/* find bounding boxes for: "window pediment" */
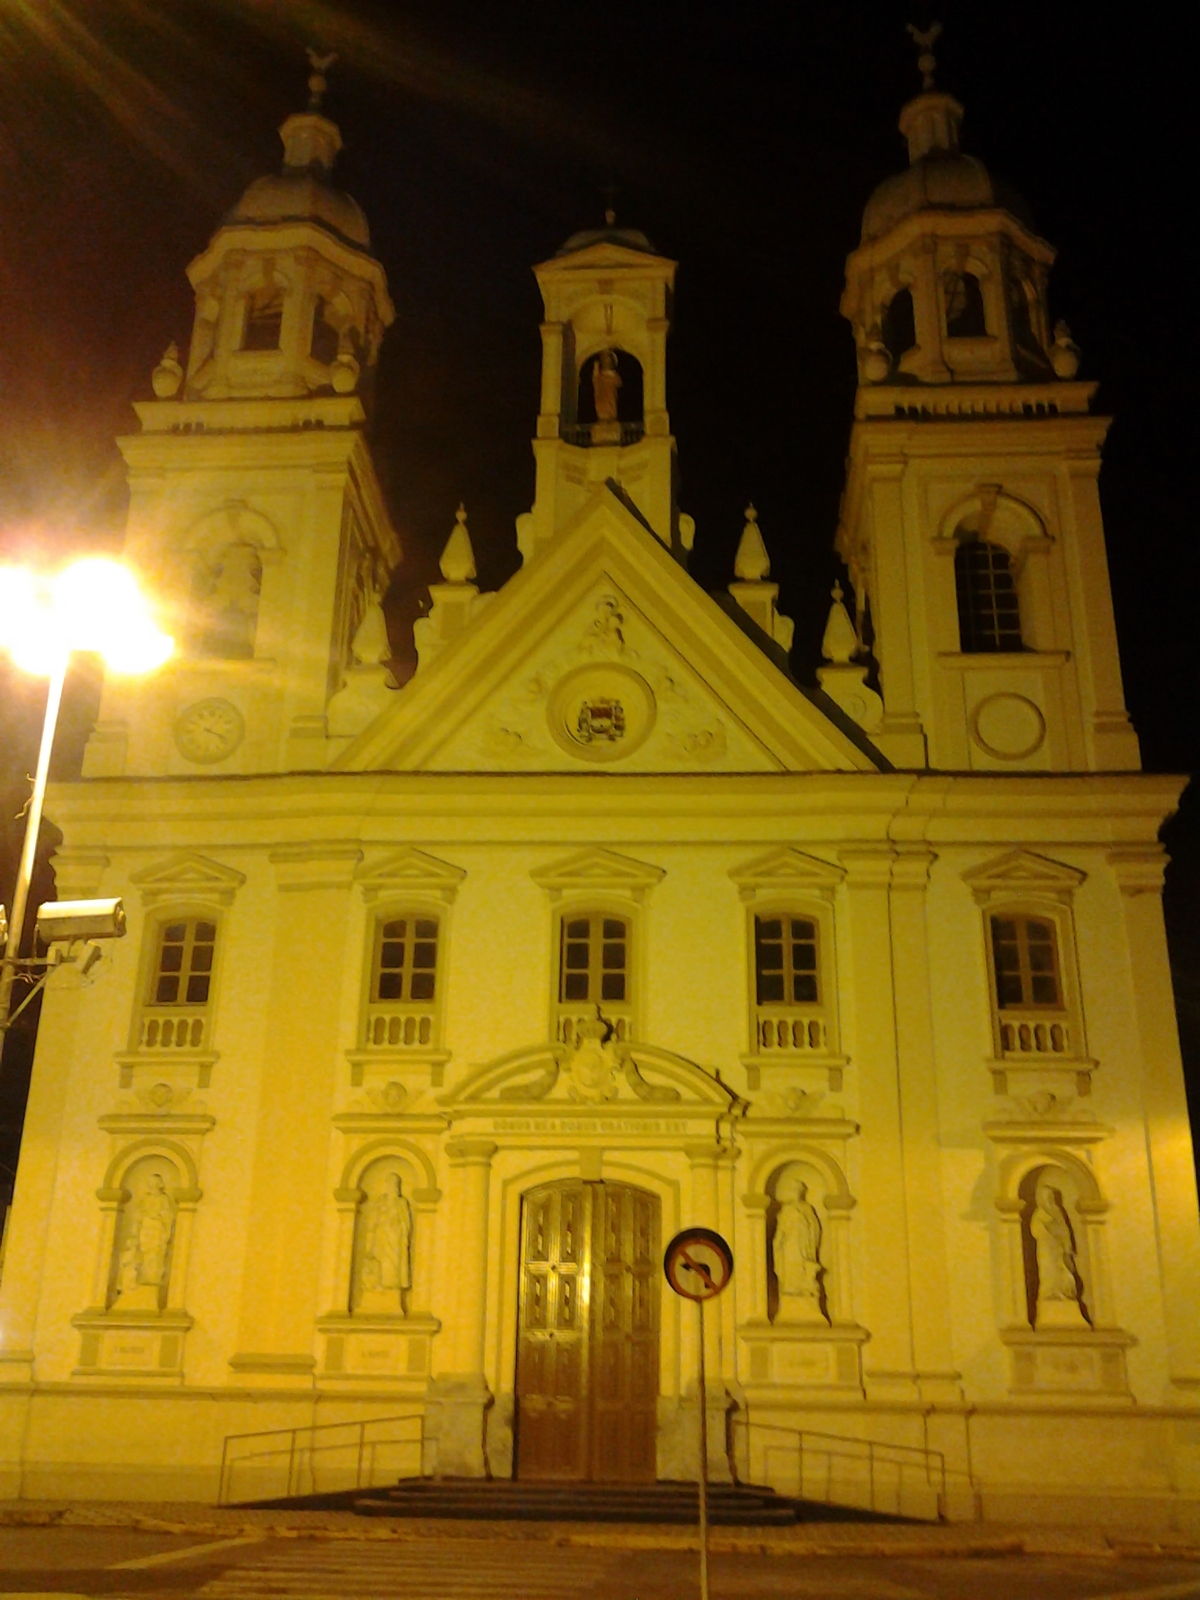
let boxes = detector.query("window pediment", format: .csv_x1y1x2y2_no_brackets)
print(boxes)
729,847,845,905
531,846,664,903
356,847,466,906
963,849,1085,907
129,852,246,908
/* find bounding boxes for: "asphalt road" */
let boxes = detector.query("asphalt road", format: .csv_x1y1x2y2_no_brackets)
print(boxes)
1,1526,1200,1600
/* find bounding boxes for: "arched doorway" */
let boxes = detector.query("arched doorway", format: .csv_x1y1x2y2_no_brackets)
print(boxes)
515,1179,660,1482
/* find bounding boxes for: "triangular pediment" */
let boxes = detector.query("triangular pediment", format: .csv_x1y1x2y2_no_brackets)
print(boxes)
336,487,881,776
531,847,665,902
729,846,846,903
439,1039,735,1112
356,847,467,905
129,851,246,906
962,849,1086,905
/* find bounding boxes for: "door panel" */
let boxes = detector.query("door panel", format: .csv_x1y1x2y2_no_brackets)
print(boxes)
516,1180,660,1482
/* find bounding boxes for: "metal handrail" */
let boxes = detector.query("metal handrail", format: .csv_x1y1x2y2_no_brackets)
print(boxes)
733,1418,948,1522
218,1411,423,1506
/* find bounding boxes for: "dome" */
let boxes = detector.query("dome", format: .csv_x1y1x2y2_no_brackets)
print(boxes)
861,151,1032,243
556,223,658,257
228,171,371,249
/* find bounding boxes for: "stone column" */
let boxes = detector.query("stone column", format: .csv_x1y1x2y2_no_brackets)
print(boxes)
823,1196,856,1325
91,1186,127,1309
425,1139,497,1478
838,847,917,1398
331,1186,362,1314
409,1185,442,1321
685,1141,735,1483
165,1186,201,1313
1108,846,1200,1385
741,1192,771,1324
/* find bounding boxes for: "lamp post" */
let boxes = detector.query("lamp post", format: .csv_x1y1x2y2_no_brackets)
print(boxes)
0,558,173,1062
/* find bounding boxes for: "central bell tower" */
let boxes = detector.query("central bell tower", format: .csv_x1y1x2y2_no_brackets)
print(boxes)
519,217,689,560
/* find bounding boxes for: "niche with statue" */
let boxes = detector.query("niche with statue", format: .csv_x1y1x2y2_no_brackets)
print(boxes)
72,1145,199,1378
109,1155,179,1312
351,1156,415,1316
739,1156,867,1393
998,1154,1133,1399
318,1148,441,1384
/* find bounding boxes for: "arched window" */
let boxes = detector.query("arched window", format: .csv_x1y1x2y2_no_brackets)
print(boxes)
363,913,441,1050
944,272,986,338
242,287,284,351
138,916,218,1051
955,538,1024,652
310,297,341,365
574,349,644,443
881,287,916,365
556,912,631,1042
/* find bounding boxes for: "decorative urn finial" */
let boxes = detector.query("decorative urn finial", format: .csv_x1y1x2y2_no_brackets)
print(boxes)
734,504,771,581
440,503,478,584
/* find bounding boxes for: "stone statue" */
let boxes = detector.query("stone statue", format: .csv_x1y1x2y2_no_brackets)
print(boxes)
772,1172,827,1322
358,1174,412,1308
113,1170,176,1310
132,1173,175,1285
592,348,622,422
194,542,261,657
1030,1180,1087,1325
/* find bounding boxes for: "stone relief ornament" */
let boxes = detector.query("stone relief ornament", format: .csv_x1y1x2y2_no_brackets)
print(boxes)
112,1165,177,1312
566,1016,620,1102
355,1170,412,1315
771,1167,829,1324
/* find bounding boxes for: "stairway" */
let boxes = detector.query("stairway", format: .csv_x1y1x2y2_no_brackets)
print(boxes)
352,1477,884,1524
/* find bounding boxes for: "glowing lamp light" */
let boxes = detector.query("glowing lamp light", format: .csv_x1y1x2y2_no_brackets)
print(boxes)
0,557,174,676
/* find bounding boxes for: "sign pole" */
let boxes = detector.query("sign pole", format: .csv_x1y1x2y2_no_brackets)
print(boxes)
697,1295,709,1600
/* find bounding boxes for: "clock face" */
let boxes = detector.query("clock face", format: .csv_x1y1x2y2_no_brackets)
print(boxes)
174,698,245,764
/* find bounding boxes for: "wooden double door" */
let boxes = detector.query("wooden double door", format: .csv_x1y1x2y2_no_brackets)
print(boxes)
515,1180,660,1482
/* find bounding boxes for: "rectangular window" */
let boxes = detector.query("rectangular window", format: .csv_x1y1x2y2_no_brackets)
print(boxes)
559,915,628,1005
149,919,217,1006
242,289,284,351
990,915,1061,1009
374,917,439,1003
755,916,819,1006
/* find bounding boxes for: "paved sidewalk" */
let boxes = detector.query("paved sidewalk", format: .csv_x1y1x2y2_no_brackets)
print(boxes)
1,1501,1197,1563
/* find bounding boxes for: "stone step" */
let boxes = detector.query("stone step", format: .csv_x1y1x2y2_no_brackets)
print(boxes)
353,1478,803,1524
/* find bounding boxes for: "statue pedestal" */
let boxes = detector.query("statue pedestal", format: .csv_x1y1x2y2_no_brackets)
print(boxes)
739,1320,868,1393
354,1288,405,1316
1001,1325,1135,1402
316,1313,438,1386
112,1285,161,1313
71,1306,193,1381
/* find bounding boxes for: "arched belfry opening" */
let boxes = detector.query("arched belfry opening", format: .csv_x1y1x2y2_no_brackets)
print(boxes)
574,348,645,442
944,271,986,338
881,287,916,367
954,535,1024,653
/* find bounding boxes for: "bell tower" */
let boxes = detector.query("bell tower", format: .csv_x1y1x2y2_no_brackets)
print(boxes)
518,216,689,560
835,30,1139,772
84,54,400,779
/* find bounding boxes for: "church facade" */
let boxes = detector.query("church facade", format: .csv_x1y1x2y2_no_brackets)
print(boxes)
2,56,1199,1527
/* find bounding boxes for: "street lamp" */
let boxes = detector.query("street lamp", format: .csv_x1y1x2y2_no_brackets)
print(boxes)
0,557,174,1059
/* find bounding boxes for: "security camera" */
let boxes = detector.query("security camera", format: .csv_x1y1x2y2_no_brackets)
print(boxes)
35,898,126,944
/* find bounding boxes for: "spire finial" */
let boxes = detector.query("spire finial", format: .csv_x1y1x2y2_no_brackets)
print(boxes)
603,181,617,229
734,503,771,582
822,581,861,666
306,47,338,112
906,21,942,91
440,503,478,584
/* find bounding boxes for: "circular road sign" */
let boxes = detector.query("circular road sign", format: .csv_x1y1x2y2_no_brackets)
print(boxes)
663,1227,733,1301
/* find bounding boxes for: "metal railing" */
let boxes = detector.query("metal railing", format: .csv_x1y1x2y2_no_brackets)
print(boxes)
218,1411,424,1506
733,1419,947,1522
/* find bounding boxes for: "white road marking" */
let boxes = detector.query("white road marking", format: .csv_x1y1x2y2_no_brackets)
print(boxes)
108,1535,267,1570
194,1539,620,1599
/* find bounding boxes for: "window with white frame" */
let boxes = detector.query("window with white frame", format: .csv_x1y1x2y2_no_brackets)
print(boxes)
556,911,631,1045
138,916,218,1051
363,912,441,1049
752,912,828,1054
988,911,1071,1057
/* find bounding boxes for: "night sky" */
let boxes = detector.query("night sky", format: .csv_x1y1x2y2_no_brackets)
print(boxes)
1,2,1197,1185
